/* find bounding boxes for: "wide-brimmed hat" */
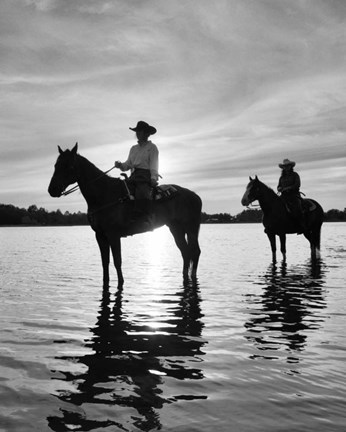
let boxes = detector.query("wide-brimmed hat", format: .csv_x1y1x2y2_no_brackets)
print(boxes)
129,121,157,135
279,158,296,168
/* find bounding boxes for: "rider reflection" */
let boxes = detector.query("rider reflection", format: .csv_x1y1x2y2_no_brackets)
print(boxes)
47,280,206,432
244,259,326,361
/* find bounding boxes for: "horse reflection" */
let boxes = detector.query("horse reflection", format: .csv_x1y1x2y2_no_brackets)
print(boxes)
244,259,326,361
47,281,206,431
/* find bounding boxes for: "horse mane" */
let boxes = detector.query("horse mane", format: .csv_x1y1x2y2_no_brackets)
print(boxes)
77,153,104,176
257,178,277,197
251,178,281,209
76,153,121,190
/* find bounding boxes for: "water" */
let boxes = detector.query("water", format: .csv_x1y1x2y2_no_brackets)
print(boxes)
0,223,345,432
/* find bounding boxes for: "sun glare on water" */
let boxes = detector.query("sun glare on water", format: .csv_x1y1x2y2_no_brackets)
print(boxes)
130,226,178,332
143,226,173,263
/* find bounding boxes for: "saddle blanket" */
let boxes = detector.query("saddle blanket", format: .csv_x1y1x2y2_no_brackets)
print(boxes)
284,198,316,214
302,199,316,212
154,184,178,201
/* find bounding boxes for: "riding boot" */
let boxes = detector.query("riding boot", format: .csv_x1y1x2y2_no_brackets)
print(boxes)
294,199,306,235
131,199,153,231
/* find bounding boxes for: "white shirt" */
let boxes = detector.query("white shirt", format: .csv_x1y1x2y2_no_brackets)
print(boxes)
119,140,159,180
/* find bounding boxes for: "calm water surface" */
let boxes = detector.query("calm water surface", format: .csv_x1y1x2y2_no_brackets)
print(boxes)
0,224,345,432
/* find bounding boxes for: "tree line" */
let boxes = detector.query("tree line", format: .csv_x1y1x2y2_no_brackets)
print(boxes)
202,208,346,223
1,203,345,226
0,204,87,226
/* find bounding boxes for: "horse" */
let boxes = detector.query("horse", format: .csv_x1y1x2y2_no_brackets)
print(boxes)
48,143,201,288
241,176,324,262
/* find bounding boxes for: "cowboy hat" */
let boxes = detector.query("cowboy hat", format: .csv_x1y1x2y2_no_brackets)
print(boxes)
129,121,157,135
279,158,296,168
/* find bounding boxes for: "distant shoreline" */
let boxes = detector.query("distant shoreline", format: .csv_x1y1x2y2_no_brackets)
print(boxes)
1,203,345,225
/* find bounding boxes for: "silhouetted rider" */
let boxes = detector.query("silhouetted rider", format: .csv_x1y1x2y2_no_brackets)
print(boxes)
115,121,159,228
277,159,306,233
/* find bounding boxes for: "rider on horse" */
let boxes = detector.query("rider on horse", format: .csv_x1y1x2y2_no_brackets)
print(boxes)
114,121,159,228
277,158,306,233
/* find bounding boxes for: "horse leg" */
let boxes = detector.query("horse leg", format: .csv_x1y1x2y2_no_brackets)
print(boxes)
266,232,277,263
314,226,322,259
169,224,190,278
109,235,124,288
96,232,110,288
307,226,321,260
187,230,201,278
279,234,286,261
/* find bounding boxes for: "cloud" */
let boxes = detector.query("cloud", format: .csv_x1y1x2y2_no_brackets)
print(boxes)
0,0,345,215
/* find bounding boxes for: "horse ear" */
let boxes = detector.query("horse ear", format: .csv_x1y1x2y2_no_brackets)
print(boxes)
249,176,253,181
255,175,258,180
72,142,78,154
58,145,63,155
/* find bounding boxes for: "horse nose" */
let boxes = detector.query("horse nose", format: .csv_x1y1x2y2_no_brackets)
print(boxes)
48,183,61,197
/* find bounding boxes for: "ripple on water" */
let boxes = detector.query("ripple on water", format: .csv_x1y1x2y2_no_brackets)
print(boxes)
0,224,346,431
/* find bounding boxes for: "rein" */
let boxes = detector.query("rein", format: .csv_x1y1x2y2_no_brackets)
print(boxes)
61,165,117,196
248,202,261,208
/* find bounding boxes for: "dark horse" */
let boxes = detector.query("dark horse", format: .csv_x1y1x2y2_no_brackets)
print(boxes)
241,176,324,262
48,143,201,287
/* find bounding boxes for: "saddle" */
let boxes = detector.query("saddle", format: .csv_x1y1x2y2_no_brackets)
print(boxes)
281,196,316,214
121,173,178,202
122,184,178,202
153,184,178,201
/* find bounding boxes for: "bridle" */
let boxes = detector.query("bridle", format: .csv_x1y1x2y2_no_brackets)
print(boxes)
59,164,132,215
247,201,261,208
244,182,261,208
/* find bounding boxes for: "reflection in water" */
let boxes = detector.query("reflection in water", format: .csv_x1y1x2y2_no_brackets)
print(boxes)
244,259,327,362
47,280,206,431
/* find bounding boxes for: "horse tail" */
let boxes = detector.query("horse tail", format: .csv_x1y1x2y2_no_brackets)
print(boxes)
188,192,202,235
308,199,324,251
316,202,324,250
166,186,202,277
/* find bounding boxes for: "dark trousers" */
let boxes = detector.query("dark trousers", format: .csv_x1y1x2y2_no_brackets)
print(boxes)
128,169,152,200
128,169,153,222
282,192,304,219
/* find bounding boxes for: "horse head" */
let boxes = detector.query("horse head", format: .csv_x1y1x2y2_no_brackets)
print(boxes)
48,143,79,197
241,175,261,206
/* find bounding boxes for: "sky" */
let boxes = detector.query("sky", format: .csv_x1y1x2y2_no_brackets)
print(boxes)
1,0,345,216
